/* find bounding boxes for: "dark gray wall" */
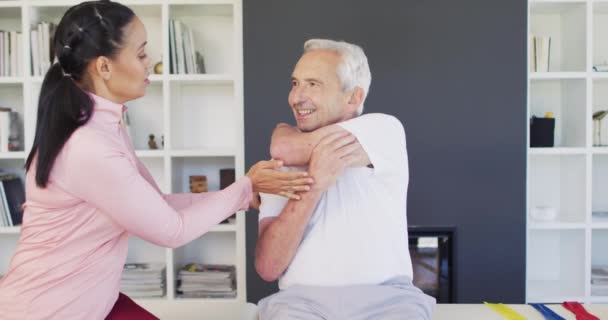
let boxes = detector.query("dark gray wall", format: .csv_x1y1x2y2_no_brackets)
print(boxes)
244,0,527,303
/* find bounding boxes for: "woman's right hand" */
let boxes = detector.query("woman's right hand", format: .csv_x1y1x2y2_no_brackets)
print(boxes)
246,160,314,200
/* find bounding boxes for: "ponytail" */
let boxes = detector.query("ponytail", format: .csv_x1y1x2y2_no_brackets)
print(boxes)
25,63,93,187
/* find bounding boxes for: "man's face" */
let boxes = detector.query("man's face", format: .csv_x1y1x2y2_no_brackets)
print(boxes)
288,50,351,132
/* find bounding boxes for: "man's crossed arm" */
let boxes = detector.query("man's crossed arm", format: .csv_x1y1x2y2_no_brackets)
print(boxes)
255,123,371,282
270,123,370,167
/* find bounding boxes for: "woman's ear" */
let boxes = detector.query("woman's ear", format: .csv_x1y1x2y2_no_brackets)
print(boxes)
94,56,113,81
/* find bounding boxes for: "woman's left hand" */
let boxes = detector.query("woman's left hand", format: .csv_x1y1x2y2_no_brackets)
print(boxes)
246,160,314,200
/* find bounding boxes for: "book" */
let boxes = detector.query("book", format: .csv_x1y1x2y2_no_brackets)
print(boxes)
534,36,551,72
170,20,177,74
0,109,10,152
0,175,25,226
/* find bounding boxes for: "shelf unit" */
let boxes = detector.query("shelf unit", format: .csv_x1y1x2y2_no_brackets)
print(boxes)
527,0,608,304
0,1,246,318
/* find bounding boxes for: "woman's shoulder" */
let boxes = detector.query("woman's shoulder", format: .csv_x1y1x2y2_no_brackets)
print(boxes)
62,125,121,160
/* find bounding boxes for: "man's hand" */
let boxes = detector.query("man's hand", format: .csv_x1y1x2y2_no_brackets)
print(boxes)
309,132,360,192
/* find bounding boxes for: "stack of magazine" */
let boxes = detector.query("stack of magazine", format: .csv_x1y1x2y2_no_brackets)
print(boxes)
592,265,608,296
177,263,236,298
120,263,166,298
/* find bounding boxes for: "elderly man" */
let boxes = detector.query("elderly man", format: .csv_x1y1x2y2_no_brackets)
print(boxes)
255,39,435,320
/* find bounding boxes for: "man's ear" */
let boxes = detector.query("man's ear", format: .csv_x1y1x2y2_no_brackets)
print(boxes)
93,56,113,81
345,87,364,113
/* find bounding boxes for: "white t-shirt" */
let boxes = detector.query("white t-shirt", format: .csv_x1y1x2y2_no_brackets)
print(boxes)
259,113,413,289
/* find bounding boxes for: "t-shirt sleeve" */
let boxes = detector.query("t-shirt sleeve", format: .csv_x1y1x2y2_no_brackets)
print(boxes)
337,113,408,177
258,192,289,221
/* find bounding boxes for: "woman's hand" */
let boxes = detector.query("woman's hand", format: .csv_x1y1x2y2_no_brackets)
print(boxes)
246,160,314,200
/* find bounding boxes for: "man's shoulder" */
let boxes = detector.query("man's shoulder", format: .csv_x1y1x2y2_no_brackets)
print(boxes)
338,113,404,132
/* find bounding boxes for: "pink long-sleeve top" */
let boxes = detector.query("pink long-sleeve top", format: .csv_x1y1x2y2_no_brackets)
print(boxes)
0,93,252,319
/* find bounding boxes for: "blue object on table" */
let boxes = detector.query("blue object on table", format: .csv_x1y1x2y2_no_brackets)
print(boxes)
530,303,565,320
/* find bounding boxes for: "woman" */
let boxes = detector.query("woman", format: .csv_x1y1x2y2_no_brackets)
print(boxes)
0,1,312,319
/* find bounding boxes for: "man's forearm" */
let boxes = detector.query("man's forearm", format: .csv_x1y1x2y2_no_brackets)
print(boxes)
270,124,343,166
255,189,323,281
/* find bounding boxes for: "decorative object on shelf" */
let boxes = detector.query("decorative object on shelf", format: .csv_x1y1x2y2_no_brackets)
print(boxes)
530,115,555,147
161,135,164,148
529,206,557,222
153,60,163,75
220,169,236,224
147,134,158,150
189,175,207,193
593,110,607,146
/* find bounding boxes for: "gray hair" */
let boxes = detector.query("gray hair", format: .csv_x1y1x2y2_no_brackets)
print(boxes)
303,39,371,116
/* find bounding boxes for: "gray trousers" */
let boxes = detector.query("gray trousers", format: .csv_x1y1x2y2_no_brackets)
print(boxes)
259,277,435,320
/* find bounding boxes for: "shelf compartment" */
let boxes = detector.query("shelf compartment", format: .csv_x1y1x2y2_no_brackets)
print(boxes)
593,2,608,72
125,82,165,151
168,4,234,75
172,232,236,299
170,156,234,193
530,2,587,72
529,154,587,223
527,229,586,302
592,79,608,147
169,82,237,150
593,155,608,220
592,230,608,297
0,84,25,153
530,78,586,147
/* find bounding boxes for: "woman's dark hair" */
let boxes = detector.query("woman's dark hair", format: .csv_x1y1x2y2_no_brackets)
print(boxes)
25,0,135,187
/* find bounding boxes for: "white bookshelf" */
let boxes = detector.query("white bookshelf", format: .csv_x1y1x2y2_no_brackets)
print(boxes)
0,1,246,318
528,0,608,304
